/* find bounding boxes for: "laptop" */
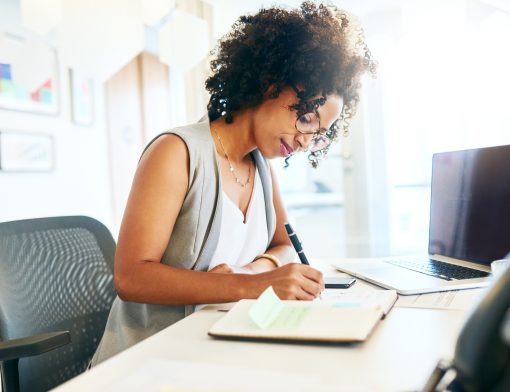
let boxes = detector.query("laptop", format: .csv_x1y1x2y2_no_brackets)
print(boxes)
333,144,510,295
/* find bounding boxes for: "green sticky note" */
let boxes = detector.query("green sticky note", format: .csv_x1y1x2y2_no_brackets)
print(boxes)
269,306,310,329
249,286,284,329
248,287,311,330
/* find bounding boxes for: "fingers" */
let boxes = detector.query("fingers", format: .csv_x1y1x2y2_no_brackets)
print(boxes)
259,263,325,301
299,278,323,299
280,285,320,301
294,289,316,301
299,265,325,287
209,263,233,273
282,270,323,300
284,263,325,291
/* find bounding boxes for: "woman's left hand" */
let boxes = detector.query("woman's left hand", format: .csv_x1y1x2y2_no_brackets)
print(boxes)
209,263,249,274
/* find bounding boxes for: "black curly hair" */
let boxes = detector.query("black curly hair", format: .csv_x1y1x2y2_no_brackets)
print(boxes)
205,1,376,167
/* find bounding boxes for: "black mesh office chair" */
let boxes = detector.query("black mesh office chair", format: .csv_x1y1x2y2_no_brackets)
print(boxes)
0,216,116,392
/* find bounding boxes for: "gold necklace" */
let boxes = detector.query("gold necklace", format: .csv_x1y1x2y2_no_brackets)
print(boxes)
213,129,251,188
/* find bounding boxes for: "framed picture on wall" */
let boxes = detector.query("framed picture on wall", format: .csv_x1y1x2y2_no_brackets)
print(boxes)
0,34,59,115
69,69,94,126
0,130,54,172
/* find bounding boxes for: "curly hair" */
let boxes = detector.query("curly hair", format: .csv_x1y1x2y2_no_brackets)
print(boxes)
205,1,376,166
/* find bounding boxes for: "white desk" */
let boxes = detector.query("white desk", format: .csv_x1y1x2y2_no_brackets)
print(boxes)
53,279,472,391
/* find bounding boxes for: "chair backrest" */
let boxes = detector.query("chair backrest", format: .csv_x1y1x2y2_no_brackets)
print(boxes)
0,216,116,391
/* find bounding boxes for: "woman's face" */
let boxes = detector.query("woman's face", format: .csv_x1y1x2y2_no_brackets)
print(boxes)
253,86,344,159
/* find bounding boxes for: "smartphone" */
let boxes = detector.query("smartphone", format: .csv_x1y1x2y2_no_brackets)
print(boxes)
324,277,356,289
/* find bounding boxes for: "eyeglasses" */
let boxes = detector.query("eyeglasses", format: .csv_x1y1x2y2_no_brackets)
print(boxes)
294,110,335,152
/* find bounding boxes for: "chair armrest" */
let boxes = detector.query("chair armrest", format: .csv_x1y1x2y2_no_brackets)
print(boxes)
0,331,70,362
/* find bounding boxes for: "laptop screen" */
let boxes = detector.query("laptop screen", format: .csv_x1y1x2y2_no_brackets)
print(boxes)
429,144,510,265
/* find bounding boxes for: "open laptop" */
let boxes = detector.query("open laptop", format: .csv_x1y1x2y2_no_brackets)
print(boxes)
333,144,510,295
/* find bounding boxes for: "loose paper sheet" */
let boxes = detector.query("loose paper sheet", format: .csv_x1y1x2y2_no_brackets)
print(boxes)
395,288,486,310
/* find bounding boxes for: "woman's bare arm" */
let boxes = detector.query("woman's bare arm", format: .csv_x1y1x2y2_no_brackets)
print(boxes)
114,135,323,304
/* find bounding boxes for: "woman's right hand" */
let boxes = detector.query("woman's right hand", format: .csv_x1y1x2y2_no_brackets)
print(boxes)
253,263,324,300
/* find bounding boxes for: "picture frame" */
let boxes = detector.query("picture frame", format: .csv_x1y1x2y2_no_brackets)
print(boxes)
0,34,60,115
0,130,54,172
69,68,94,126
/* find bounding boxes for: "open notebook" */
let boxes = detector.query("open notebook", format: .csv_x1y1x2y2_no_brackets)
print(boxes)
208,287,397,343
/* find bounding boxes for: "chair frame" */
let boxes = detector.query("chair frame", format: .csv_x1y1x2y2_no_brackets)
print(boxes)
0,216,115,392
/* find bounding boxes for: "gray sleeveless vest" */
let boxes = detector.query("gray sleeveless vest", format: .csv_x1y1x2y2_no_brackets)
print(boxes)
91,119,276,365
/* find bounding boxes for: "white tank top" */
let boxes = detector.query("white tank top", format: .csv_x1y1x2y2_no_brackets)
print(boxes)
207,167,269,271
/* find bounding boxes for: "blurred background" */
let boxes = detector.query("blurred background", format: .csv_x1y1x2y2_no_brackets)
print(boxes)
0,0,509,260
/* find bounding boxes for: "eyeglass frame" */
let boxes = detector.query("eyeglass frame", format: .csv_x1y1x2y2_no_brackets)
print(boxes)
294,107,327,135
289,86,341,152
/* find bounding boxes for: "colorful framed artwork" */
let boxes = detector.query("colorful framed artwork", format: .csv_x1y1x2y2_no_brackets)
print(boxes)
0,34,59,115
69,69,94,126
0,131,54,172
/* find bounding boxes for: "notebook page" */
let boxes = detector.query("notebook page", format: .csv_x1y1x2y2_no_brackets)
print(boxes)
318,289,397,315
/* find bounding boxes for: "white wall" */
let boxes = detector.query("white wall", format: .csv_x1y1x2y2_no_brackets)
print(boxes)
0,0,113,230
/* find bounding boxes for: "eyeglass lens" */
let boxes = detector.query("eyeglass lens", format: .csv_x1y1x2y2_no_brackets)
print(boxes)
296,112,331,152
296,112,320,133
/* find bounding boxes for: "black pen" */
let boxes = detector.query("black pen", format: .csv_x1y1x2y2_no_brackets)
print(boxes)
285,222,355,290
285,222,324,298
284,222,310,265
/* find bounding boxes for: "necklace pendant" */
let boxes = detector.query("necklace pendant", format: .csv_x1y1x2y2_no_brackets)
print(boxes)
213,128,251,189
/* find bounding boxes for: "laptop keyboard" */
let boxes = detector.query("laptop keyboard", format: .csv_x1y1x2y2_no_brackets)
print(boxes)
384,258,490,281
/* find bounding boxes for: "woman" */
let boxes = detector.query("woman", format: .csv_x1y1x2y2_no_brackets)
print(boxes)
91,1,374,365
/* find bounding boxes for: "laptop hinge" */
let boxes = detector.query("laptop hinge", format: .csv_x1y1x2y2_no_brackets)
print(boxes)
430,254,491,272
